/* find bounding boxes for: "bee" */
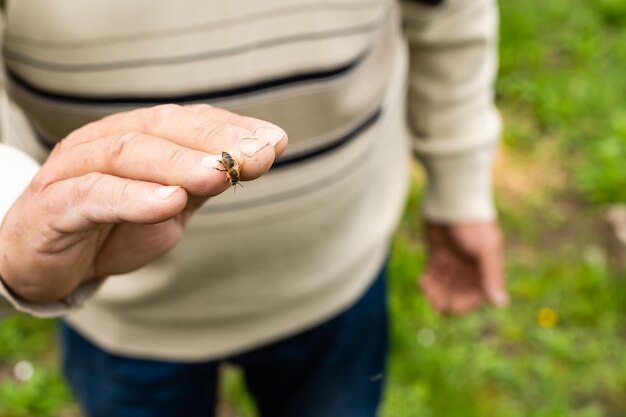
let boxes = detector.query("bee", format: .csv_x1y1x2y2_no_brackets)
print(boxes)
215,151,243,190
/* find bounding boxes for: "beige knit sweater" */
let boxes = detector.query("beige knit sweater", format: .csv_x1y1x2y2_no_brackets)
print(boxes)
0,0,500,359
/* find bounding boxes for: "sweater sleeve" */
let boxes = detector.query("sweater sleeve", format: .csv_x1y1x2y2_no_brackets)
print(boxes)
402,0,501,222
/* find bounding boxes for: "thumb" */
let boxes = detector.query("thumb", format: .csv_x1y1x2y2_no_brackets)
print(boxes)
452,222,509,308
479,243,509,307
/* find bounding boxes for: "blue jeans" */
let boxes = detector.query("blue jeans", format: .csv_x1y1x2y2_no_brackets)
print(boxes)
60,267,388,417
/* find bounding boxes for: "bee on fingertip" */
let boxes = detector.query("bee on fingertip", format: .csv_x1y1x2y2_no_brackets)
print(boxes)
215,151,244,191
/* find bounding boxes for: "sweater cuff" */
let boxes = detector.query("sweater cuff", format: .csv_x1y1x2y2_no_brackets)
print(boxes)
0,277,106,319
418,144,498,223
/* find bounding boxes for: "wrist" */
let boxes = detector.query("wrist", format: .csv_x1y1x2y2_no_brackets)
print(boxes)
420,145,498,223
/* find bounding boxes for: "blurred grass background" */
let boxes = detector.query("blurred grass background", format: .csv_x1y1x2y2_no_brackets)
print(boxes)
2,0,626,416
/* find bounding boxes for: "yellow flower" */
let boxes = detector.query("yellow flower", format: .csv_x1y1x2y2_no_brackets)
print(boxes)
537,307,558,328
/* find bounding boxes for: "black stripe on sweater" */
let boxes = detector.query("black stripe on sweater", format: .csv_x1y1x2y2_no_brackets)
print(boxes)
7,52,366,105
409,0,444,5
272,108,381,169
200,106,383,214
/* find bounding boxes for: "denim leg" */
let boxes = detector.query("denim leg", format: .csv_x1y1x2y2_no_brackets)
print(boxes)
59,322,219,417
230,266,389,417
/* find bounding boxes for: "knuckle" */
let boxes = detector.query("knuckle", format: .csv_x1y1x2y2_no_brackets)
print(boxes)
163,146,188,167
34,138,78,191
75,174,135,211
144,104,182,129
48,137,73,159
187,103,214,114
117,179,137,203
107,131,140,161
30,169,56,193
226,112,248,125
74,172,105,200
197,122,228,144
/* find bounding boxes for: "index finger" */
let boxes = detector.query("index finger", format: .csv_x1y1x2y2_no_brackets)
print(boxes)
185,103,288,158
66,104,288,179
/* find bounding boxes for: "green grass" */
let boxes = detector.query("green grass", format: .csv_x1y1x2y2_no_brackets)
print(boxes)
1,1,626,416
497,0,626,203
380,184,626,417
0,317,75,417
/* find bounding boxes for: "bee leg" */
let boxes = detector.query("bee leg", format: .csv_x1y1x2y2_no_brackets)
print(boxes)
213,166,232,184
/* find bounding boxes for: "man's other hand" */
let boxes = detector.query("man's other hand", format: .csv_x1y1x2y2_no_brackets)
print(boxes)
419,221,508,314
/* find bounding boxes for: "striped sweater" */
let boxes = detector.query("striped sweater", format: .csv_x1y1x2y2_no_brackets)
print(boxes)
0,0,500,359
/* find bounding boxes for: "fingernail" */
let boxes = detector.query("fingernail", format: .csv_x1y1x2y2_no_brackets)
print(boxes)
238,137,268,157
153,185,180,200
200,154,221,169
253,126,286,147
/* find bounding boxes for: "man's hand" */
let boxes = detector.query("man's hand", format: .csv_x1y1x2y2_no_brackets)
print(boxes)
0,104,287,303
419,221,508,314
